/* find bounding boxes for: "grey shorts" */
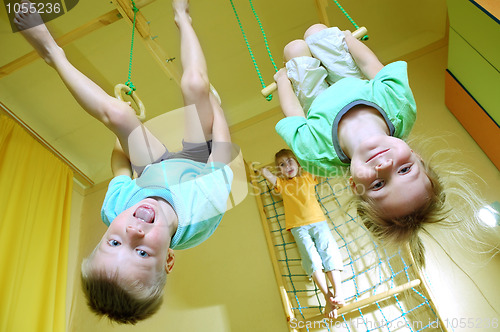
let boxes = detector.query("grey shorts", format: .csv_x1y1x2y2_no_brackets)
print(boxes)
132,140,212,176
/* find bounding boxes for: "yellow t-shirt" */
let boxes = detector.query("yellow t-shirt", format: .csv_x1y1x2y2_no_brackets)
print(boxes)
275,172,325,230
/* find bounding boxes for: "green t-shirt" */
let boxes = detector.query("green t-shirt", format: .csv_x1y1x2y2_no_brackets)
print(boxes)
275,61,417,177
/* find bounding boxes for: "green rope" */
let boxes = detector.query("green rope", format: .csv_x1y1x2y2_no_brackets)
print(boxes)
229,0,274,101
125,0,139,95
248,0,278,73
331,0,369,40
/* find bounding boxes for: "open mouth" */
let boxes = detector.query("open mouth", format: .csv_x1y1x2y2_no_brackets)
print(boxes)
133,205,155,223
366,149,389,163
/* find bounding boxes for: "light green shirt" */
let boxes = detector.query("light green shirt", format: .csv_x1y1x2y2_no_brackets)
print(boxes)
101,159,233,250
275,61,417,177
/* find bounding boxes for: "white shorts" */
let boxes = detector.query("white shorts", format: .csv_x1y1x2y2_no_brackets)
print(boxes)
286,27,365,110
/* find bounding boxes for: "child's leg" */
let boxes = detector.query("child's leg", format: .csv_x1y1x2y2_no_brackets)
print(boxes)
304,24,365,85
15,4,166,167
311,270,339,319
172,0,233,166
290,226,320,278
207,94,232,164
325,270,344,306
310,221,345,317
283,39,328,111
174,0,214,144
291,226,337,318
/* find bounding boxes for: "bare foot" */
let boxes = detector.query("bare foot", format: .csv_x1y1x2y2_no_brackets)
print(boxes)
332,295,345,308
14,0,62,66
324,299,338,319
324,293,345,319
172,0,192,25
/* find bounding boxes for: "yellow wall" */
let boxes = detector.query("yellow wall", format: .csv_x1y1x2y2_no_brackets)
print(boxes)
66,185,83,331
66,44,499,332
404,45,500,330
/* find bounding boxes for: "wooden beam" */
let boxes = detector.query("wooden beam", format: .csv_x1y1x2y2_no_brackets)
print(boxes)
403,244,450,331
313,0,330,26
1,0,181,84
249,163,298,331
54,10,121,46
0,10,120,78
111,0,182,85
0,0,156,79
114,0,151,39
306,279,422,322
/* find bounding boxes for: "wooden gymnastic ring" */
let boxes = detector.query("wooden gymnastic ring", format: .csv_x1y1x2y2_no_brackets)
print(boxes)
114,83,146,121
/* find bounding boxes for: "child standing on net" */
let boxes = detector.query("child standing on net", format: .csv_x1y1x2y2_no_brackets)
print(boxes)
273,24,444,266
15,0,235,324
262,149,344,319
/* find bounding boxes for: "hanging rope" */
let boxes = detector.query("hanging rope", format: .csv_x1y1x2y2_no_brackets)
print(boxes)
229,0,276,101
113,0,145,120
248,0,279,74
331,0,369,40
232,0,367,100
124,0,139,95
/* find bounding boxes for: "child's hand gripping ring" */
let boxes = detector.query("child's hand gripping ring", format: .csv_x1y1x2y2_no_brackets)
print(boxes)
114,83,146,121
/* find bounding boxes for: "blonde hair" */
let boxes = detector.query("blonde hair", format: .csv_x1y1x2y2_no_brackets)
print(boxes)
353,160,448,266
80,252,166,324
350,137,498,267
274,149,302,177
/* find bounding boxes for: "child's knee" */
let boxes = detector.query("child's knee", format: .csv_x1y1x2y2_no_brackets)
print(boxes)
283,39,311,62
304,24,328,40
102,98,137,128
181,70,210,99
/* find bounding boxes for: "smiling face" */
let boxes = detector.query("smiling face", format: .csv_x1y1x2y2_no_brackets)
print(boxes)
91,198,177,286
277,155,300,179
349,136,432,219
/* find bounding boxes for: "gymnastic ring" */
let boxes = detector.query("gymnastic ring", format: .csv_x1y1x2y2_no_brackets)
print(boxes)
114,83,146,121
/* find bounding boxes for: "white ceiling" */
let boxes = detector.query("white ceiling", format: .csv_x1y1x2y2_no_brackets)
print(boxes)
0,0,448,186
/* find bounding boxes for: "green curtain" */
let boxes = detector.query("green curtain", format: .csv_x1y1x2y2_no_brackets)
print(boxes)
0,114,73,332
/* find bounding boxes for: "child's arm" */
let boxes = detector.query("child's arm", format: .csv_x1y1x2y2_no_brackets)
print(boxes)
261,167,278,187
111,139,133,178
274,69,306,118
14,6,168,170
343,31,384,80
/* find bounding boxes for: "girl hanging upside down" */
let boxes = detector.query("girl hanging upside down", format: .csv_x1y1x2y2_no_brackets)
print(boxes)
273,24,448,266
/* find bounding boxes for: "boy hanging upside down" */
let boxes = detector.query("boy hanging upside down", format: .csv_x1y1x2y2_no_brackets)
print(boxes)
15,0,236,324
